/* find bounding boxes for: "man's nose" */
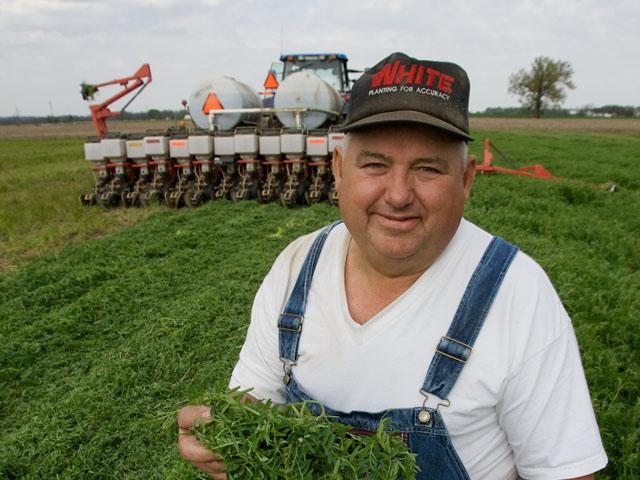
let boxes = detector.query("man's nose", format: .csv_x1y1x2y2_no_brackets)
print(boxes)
383,169,414,208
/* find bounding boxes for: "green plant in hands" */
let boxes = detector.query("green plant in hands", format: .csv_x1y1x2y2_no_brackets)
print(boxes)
80,82,99,101
192,387,418,479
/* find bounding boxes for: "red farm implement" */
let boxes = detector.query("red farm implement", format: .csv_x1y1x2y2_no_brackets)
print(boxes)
79,64,154,207
81,64,152,137
476,138,556,180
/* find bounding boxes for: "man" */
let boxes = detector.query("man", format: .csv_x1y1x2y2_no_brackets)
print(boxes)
178,52,607,479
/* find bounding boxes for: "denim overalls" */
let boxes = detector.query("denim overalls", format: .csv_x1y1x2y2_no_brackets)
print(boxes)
278,222,518,479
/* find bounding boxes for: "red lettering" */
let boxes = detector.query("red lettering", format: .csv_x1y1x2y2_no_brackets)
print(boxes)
371,61,401,88
373,61,456,94
414,65,425,85
425,68,441,87
438,74,454,94
395,64,417,84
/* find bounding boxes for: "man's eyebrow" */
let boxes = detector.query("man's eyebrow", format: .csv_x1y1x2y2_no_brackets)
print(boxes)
354,151,451,170
410,156,449,168
355,151,392,163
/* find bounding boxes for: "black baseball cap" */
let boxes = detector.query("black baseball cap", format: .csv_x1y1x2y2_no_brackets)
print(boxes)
336,52,473,141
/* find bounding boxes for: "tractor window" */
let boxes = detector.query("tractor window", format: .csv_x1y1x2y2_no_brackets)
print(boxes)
283,60,345,91
269,61,285,81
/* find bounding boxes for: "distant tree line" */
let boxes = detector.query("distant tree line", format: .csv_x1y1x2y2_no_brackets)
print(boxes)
472,105,640,118
1,105,638,126
0,109,185,125
505,56,639,119
579,105,640,117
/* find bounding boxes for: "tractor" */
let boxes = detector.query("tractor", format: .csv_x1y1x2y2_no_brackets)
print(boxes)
80,54,356,208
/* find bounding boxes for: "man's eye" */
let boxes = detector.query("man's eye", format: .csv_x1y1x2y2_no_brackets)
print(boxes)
364,163,386,169
418,166,441,175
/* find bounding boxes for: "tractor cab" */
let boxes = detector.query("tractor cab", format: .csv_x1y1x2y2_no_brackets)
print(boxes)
262,53,351,106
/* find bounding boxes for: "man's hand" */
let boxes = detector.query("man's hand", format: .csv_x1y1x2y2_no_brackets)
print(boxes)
177,405,226,480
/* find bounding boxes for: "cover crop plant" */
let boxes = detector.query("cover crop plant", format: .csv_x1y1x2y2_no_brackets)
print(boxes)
1,130,638,478
191,387,418,479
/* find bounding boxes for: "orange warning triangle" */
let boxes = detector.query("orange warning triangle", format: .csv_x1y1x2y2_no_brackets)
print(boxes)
202,93,224,114
263,71,279,90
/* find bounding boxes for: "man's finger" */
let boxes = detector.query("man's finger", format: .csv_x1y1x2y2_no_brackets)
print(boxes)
177,432,221,463
177,405,212,430
194,460,226,476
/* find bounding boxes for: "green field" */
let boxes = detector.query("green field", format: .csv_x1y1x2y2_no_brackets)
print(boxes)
0,138,162,272
1,129,639,478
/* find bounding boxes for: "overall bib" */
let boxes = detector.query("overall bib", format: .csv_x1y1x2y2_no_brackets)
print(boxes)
278,222,518,479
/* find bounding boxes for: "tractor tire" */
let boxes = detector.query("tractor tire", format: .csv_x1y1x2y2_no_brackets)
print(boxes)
249,178,261,200
140,191,160,207
98,191,120,209
307,189,321,205
214,179,233,200
185,189,203,208
165,191,184,209
199,186,213,203
279,189,297,208
258,187,274,204
122,192,138,208
329,187,339,207
231,188,244,202
80,192,96,206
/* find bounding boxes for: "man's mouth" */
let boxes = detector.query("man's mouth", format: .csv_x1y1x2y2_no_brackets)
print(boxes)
373,213,421,231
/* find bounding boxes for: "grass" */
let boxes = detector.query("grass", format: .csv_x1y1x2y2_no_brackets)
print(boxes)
194,387,417,479
0,130,639,478
0,201,340,479
0,138,161,272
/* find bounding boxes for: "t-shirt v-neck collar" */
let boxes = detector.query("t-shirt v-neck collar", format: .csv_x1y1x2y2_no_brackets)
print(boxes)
334,220,468,344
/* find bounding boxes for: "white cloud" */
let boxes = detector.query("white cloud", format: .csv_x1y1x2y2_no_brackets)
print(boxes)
1,0,639,116
0,0,95,14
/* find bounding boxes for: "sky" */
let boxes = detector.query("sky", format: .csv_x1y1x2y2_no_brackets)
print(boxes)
2,0,639,117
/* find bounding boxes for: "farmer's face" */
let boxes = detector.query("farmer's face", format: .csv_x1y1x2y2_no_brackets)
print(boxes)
333,124,475,275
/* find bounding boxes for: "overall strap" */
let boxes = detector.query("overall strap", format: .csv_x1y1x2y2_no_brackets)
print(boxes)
421,236,518,400
278,221,343,364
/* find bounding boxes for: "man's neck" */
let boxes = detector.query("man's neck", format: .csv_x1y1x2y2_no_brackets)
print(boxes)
343,240,429,325
348,239,427,282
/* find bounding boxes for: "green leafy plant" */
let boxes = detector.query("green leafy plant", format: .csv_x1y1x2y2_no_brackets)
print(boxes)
80,82,98,101
192,387,418,479
1,131,639,478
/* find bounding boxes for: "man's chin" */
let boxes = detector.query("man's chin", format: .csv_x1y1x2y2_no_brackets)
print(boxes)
373,240,423,262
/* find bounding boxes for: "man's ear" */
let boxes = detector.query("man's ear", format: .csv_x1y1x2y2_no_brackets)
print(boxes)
463,154,476,200
332,145,344,191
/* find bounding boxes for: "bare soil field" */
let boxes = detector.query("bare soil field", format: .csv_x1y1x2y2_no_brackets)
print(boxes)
471,117,640,134
0,119,175,139
1,117,639,139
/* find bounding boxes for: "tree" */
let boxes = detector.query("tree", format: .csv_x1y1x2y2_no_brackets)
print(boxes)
508,56,575,118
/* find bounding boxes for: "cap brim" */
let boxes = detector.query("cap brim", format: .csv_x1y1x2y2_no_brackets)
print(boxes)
334,110,473,141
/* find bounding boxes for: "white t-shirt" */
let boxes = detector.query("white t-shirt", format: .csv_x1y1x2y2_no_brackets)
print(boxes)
230,219,607,480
